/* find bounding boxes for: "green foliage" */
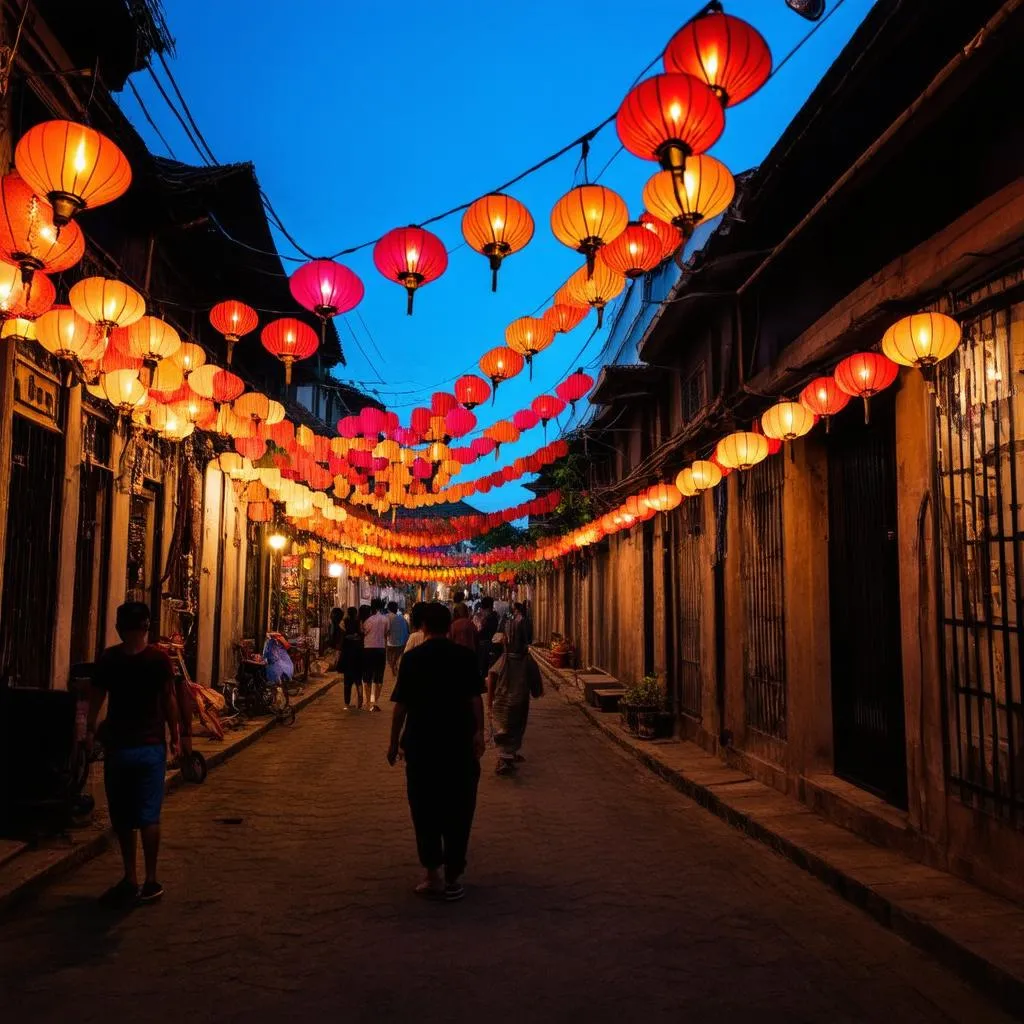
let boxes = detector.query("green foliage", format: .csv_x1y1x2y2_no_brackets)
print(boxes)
526,453,594,540
472,521,527,553
622,674,665,709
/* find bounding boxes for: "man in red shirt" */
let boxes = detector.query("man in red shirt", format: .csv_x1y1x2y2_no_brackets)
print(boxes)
86,602,181,907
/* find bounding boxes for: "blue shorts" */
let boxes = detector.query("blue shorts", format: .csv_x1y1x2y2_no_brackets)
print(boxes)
104,744,166,829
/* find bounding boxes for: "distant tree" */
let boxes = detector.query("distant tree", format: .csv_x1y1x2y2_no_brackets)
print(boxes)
472,521,527,553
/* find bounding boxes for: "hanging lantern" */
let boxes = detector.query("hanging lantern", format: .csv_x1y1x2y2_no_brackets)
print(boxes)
799,376,850,432
0,261,54,321
598,220,670,278
1,316,37,346
454,373,491,409
881,312,962,371
170,341,206,374
445,406,476,438
261,317,319,386
643,482,683,513
373,226,448,315
505,315,555,377
663,8,772,107
512,408,540,432
550,184,628,277
616,73,724,171
430,391,458,417
557,263,625,328
642,159,735,241
209,299,258,365
69,276,145,339
715,431,769,470
35,304,105,364
0,172,85,283
125,315,182,381
531,394,566,437
289,259,363,363
639,212,682,260
14,120,132,228
676,459,722,496
99,369,147,415
542,302,588,335
834,351,899,423
556,369,594,409
761,400,815,442
146,359,184,398
485,420,520,459
188,364,245,405
461,193,534,291
479,346,525,402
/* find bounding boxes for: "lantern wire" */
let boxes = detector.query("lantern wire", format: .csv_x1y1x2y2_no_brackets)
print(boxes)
126,78,178,159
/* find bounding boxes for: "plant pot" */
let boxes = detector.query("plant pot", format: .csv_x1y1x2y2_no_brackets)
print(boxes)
550,651,568,668
636,707,659,740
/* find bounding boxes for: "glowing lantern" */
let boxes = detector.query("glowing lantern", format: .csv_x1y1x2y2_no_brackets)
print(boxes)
557,263,625,329
125,316,182,376
556,369,594,409
455,374,491,409
834,352,899,423
761,400,815,442
663,8,772,107
505,315,555,376
881,312,962,370
430,391,458,417
69,276,145,339
0,261,54,321
146,360,184,397
616,73,724,170
234,392,272,439
550,184,628,277
599,220,670,278
1,316,37,345
171,341,206,375
479,346,525,401
289,259,363,361
643,482,683,512
99,369,147,414
0,172,85,283
188,364,245,405
639,212,681,260
373,226,448,315
642,159,735,241
715,431,769,470
461,193,534,290
209,299,258,366
542,302,588,335
531,394,566,437
445,406,476,438
14,120,132,228
35,304,105,363
676,459,722,496
486,420,520,458
799,376,850,432
261,317,319,386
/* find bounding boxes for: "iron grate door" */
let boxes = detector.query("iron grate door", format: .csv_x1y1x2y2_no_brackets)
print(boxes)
677,499,703,718
827,392,908,808
740,457,787,739
935,305,1023,826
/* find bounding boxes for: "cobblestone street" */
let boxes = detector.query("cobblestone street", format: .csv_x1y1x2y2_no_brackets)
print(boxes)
0,681,1012,1023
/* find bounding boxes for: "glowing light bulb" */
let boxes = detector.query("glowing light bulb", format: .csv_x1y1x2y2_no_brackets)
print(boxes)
628,242,639,255
704,52,719,78
669,102,682,122
73,138,87,174
492,216,504,231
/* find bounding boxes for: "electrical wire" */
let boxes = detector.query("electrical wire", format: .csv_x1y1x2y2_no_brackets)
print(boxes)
126,77,178,159
156,49,219,164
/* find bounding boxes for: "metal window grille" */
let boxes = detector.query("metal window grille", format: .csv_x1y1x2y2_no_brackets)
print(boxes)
740,456,787,739
677,499,704,717
935,304,1023,826
682,364,707,423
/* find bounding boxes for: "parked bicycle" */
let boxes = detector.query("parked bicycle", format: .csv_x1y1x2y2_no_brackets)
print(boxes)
228,641,296,726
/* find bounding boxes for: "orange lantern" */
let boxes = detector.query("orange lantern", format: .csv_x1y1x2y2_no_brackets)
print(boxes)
69,276,145,339
799,376,850,432
643,482,683,513
760,400,815,442
14,120,132,228
461,193,534,291
126,315,182,369
880,312,962,370
0,172,85,283
663,9,772,107
598,220,670,278
35,304,105,363
97,368,147,414
209,299,258,365
715,431,769,471
542,302,588,335
505,315,554,376
479,346,525,401
676,459,722,496
834,352,899,424
188,364,245,405
556,263,626,329
550,184,628,277
0,261,54,321
261,317,319,386
170,341,206,374
642,159,735,241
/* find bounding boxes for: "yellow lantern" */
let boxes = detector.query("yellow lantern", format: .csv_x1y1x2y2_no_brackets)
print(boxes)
642,158,735,240
556,262,626,329
760,400,815,442
171,341,206,374
550,184,628,277
35,304,105,363
676,459,722,496
126,315,181,365
715,431,768,471
881,312,962,369
99,369,147,414
69,277,145,338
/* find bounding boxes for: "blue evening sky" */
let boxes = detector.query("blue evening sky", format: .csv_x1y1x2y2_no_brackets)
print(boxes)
122,0,873,513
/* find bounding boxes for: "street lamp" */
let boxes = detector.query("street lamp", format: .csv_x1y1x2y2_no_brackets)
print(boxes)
328,562,343,578
268,532,287,551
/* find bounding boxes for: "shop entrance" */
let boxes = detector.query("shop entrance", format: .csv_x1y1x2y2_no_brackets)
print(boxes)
126,482,163,638
827,392,907,808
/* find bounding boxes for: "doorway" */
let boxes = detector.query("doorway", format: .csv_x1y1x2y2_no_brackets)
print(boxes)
827,393,908,808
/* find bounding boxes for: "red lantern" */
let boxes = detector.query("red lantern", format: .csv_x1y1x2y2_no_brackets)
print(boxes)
531,394,566,428
373,226,448,315
455,374,491,409
834,352,899,423
445,406,476,438
471,436,496,458
0,264,55,320
616,73,724,170
513,408,539,432
479,346,525,402
260,317,318,386
410,407,432,438
209,300,258,365
598,220,669,278
0,172,85,283
430,391,458,417
799,376,851,432
663,9,772,107
639,213,681,261
556,369,594,408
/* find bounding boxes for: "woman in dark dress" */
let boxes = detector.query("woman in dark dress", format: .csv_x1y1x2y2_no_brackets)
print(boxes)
341,607,365,710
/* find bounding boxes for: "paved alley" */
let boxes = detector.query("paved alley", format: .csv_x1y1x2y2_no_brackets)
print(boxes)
0,682,1012,1024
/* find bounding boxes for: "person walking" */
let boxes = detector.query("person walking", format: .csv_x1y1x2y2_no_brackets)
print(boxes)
475,596,500,676
328,607,344,670
362,599,390,711
387,602,485,901
386,600,410,678
340,606,364,709
449,602,477,652
85,601,182,907
402,602,428,659
486,630,542,775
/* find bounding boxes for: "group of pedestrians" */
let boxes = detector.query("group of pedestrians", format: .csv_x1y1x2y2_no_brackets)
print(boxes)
329,599,409,712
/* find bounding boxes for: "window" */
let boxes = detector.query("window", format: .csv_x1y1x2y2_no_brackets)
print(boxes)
682,364,707,424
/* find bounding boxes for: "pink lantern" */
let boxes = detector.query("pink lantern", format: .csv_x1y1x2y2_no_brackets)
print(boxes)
513,408,540,432
412,457,432,479
471,436,496,458
359,405,386,437
288,258,363,362
556,369,594,408
445,406,476,438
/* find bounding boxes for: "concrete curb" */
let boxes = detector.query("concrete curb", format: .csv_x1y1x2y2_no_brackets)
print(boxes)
530,651,1024,1020
0,676,339,918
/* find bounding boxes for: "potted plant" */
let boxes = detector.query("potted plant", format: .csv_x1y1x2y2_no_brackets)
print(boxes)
620,675,665,739
549,637,572,668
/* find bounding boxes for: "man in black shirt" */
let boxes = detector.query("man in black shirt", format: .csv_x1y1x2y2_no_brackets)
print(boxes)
387,602,485,901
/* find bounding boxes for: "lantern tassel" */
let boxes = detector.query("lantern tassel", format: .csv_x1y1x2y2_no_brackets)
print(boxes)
862,395,871,425
405,286,415,316
527,355,533,381
596,307,604,329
